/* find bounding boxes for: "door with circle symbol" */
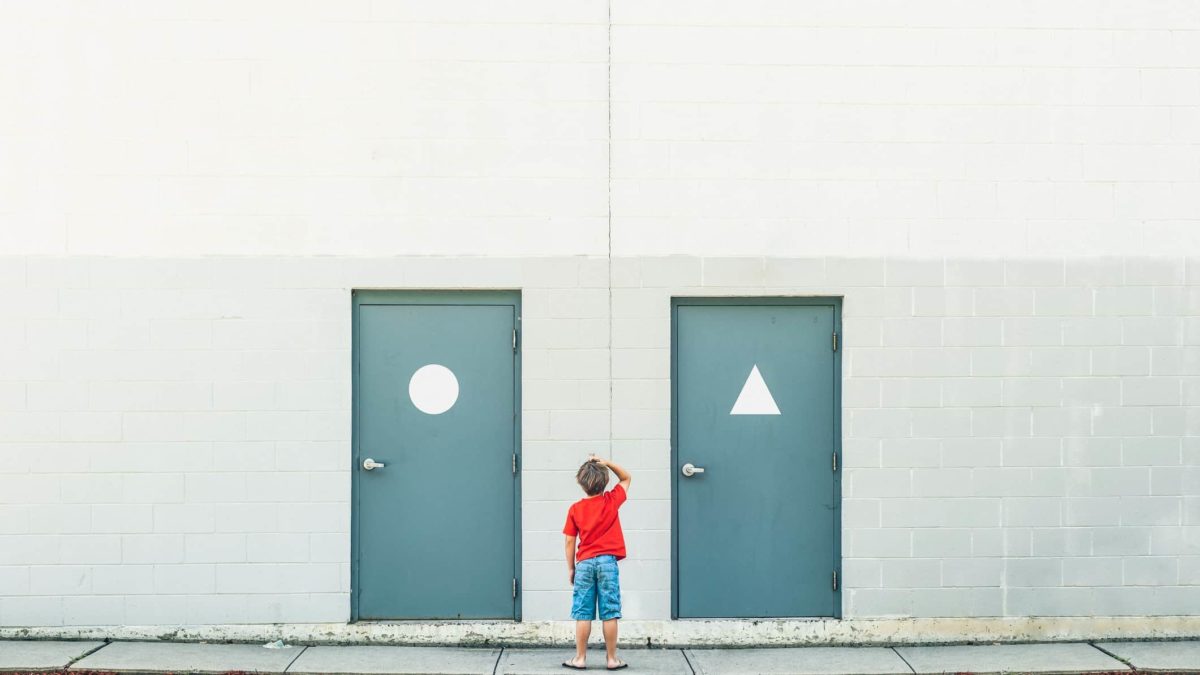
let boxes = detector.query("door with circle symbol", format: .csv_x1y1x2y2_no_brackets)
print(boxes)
352,291,520,620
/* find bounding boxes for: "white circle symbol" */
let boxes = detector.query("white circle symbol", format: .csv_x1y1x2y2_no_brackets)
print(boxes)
408,364,459,414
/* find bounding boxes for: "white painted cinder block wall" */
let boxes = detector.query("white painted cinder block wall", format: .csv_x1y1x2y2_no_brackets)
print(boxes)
1,1,1199,627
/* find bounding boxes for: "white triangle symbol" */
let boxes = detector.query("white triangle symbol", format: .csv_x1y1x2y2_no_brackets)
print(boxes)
730,365,781,415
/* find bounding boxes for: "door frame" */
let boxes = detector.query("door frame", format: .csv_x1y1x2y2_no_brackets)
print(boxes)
670,296,843,619
350,289,522,622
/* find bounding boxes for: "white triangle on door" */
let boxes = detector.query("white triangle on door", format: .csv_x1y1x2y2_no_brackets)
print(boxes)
730,364,781,415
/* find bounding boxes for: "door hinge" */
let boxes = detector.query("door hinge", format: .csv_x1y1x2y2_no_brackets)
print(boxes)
512,328,518,351
513,578,519,598
832,331,839,352
512,453,518,474
832,451,838,472
832,570,839,591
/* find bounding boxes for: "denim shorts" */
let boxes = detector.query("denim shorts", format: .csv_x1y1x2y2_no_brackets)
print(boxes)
570,554,621,621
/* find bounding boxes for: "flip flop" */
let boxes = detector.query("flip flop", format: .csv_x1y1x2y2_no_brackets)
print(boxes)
562,662,586,671
607,663,628,671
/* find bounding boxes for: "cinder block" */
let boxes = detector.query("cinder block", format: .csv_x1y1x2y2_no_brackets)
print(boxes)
1034,288,1093,316
881,558,942,588
63,595,125,626
844,378,881,408
764,258,825,286
849,468,912,498
1121,496,1181,525
843,499,881,528
943,438,1003,467
1066,258,1124,286
548,289,609,319
845,288,914,318
943,318,1001,346
154,563,216,594
1123,556,1179,585
1063,317,1123,346
1030,347,1091,376
153,504,216,534
942,558,1003,587
886,259,944,286
849,408,911,439
1121,317,1181,347
847,588,913,617
1002,378,1062,406
975,288,1035,316
1006,587,1095,616
1123,377,1182,405
185,534,247,564
880,379,941,407
842,558,882,588
1062,378,1122,406
702,257,764,286
639,257,700,287
0,594,64,626
1005,260,1064,286
846,528,911,558
1031,528,1093,557
92,505,154,534
911,408,972,437
946,260,1005,286
915,288,975,317
1093,407,1153,436
827,258,886,286
971,408,1033,438
1127,258,1185,285
883,498,1000,528
881,439,940,468
121,534,185,564
971,347,1033,376
1095,287,1155,316
92,564,154,595
1003,438,1063,467
941,379,1002,406
1005,557,1062,587
1092,526,1152,556
1003,318,1063,346
912,468,974,497
913,529,973,558
1063,556,1122,586
611,317,668,349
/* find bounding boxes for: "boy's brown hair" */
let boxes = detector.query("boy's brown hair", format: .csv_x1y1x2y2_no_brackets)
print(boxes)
576,460,609,496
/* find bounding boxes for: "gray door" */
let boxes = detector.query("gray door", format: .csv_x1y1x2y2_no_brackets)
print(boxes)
353,291,520,620
673,299,841,618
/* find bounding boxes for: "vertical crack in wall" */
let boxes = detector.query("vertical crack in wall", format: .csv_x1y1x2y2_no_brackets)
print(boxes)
606,0,614,457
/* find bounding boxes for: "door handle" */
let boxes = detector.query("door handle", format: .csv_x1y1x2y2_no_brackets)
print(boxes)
681,463,705,477
362,458,385,471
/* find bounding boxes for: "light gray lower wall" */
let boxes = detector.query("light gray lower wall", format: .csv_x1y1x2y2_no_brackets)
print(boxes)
0,255,1197,627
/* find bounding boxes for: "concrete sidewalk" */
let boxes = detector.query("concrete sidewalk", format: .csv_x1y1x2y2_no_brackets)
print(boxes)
2,638,1200,674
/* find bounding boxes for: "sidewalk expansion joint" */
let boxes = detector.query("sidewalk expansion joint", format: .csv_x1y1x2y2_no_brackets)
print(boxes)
890,646,916,674
491,647,504,675
281,645,309,673
679,648,696,675
64,640,111,669
1087,641,1137,671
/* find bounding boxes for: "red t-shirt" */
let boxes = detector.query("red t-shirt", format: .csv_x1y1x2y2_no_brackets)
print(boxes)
563,484,627,562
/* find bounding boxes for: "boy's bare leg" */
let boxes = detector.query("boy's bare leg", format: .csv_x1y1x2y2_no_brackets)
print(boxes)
602,619,621,667
568,620,591,666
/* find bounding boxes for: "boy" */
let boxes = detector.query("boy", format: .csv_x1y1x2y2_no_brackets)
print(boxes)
562,454,631,671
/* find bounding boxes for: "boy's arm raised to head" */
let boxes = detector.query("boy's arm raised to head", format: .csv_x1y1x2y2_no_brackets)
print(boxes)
604,458,632,494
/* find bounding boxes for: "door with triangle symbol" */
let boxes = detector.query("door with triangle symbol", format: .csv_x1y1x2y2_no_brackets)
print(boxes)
672,298,841,618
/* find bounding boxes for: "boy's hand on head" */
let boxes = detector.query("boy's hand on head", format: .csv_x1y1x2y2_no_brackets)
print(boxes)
587,454,607,467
